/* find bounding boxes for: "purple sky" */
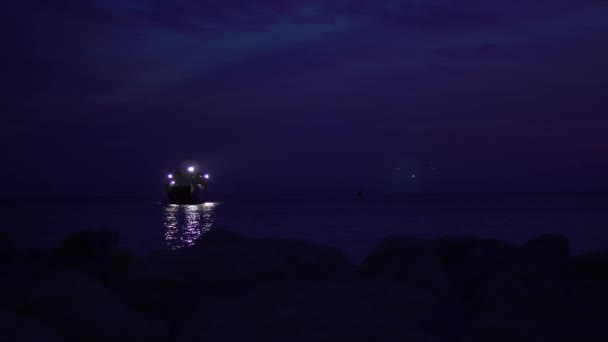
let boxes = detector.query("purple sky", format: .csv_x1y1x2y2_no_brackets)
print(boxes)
4,0,608,195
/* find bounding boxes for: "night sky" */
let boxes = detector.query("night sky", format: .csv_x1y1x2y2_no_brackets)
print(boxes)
4,0,608,196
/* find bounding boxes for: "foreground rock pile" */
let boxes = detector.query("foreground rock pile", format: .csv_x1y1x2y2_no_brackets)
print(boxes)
1,230,608,341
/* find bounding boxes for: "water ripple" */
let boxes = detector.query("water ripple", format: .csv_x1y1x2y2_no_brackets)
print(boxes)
163,202,219,249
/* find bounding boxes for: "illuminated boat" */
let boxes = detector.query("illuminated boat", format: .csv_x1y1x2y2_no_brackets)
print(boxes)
166,166,210,204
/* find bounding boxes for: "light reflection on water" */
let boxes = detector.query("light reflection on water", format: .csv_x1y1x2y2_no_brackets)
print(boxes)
163,202,219,249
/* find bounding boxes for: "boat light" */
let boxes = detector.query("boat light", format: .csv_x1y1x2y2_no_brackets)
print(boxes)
168,174,173,179
204,174,210,179
170,181,176,185
187,166,195,173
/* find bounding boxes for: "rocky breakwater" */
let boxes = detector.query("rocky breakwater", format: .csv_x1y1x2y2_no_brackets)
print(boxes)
1,229,608,342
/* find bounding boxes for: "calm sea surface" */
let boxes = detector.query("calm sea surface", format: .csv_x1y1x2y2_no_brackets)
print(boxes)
2,194,608,262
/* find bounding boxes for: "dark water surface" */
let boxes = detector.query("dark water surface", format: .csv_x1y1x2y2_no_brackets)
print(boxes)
2,194,608,262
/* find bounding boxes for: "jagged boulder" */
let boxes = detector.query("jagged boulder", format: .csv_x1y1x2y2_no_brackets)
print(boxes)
571,247,608,282
360,236,517,301
519,234,570,274
49,230,135,284
463,235,582,341
148,230,353,295
360,236,430,277
1,270,169,342
464,288,607,342
177,279,449,342
568,247,608,335
106,260,203,332
106,230,354,331
53,230,120,263
0,233,14,264
0,309,66,342
360,237,445,292
431,237,517,294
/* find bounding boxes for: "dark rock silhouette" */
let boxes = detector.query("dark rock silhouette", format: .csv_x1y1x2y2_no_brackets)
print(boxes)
0,308,66,342
177,279,445,342
360,236,517,302
54,230,120,262
568,247,608,340
518,234,571,274
148,230,353,295
0,233,14,264
108,230,353,333
2,229,608,341
0,270,168,342
106,260,202,333
572,247,608,281
49,230,135,284
461,234,603,341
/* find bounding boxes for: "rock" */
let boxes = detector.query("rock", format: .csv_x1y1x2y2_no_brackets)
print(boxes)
2,270,169,342
22,248,53,263
519,234,570,275
177,279,447,342
0,259,49,309
568,248,608,335
428,237,518,320
0,308,66,342
106,230,352,330
54,230,120,263
433,237,516,284
254,237,353,278
360,237,445,293
107,261,203,332
360,236,517,302
148,230,353,296
49,230,135,284
571,248,608,282
464,271,574,341
360,236,429,277
0,233,14,264
53,230,120,266
465,294,608,342
463,235,581,341
479,235,571,292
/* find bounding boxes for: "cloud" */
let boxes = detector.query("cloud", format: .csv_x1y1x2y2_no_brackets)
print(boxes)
4,0,608,193
9,0,608,122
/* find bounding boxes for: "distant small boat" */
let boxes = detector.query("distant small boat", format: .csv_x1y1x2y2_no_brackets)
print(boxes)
165,166,210,204
356,191,364,198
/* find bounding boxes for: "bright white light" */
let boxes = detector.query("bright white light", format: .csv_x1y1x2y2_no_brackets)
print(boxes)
187,166,195,173
168,174,173,179
204,174,210,179
170,181,176,185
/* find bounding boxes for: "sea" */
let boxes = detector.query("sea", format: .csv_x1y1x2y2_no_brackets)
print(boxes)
2,193,608,263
